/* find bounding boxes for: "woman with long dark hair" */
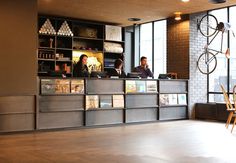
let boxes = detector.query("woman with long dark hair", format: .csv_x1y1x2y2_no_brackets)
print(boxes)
73,54,89,77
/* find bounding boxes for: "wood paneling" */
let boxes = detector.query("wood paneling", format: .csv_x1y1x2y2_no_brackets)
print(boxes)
0,96,35,114
86,110,123,126
126,108,157,123
195,103,217,120
0,114,35,132
39,96,84,112
38,0,236,26
159,106,187,120
126,95,157,108
86,79,124,94
0,0,37,95
159,80,187,93
38,111,84,129
0,96,35,132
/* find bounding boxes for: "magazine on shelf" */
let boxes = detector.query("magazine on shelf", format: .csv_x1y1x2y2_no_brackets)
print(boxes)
100,95,112,108
55,79,70,94
168,94,178,105
178,94,187,105
159,94,169,106
136,81,146,93
146,81,157,93
113,95,124,108
41,79,56,94
86,95,99,110
71,80,84,94
126,80,137,93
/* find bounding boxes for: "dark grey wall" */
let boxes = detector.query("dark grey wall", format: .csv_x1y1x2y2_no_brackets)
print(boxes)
0,0,37,95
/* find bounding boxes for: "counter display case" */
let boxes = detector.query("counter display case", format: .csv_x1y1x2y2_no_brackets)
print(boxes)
159,80,188,120
36,78,188,130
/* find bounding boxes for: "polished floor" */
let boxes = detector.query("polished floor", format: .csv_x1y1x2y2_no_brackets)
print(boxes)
1,120,236,163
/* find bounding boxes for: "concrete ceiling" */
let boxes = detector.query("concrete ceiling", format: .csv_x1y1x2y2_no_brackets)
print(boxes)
38,0,236,26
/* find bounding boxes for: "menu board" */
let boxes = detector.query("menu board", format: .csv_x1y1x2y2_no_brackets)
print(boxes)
113,95,124,108
55,79,70,94
86,95,99,110
100,95,112,108
71,80,84,94
146,81,157,93
41,79,56,94
126,80,137,93
136,81,146,93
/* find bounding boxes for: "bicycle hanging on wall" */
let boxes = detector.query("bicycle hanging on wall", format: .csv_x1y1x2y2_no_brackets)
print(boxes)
197,14,234,75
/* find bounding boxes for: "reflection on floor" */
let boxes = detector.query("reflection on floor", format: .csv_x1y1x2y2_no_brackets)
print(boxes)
0,120,236,163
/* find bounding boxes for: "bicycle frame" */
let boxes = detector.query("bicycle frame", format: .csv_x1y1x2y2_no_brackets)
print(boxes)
203,30,224,65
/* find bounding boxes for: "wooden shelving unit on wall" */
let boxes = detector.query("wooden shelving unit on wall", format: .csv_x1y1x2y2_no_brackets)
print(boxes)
37,15,125,77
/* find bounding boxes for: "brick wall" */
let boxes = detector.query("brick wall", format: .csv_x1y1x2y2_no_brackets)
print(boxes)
167,12,208,118
189,12,208,118
167,15,190,79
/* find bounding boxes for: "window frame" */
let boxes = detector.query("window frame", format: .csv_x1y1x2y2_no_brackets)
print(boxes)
207,6,236,102
139,19,167,77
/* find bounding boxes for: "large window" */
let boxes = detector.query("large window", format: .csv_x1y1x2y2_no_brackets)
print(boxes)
208,6,236,102
229,6,236,92
140,23,153,70
208,8,228,102
154,20,167,77
140,20,167,78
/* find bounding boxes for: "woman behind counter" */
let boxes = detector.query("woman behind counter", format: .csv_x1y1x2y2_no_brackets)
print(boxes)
73,54,89,77
108,59,126,78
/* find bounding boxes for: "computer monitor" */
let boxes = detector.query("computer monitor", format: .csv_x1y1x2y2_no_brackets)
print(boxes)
90,71,107,78
158,74,172,79
127,72,142,78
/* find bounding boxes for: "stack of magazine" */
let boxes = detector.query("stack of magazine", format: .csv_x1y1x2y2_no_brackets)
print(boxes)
41,79,84,94
160,94,187,106
126,80,157,93
86,95,124,110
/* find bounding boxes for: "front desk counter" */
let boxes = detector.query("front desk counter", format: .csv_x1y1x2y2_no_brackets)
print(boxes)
37,78,189,130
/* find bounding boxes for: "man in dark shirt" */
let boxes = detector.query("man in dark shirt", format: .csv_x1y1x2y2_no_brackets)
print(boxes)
133,56,153,78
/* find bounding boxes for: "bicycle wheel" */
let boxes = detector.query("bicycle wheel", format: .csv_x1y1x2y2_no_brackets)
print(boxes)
199,14,218,37
197,51,217,75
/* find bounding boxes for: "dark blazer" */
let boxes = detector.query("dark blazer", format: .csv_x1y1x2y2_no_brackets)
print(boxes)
108,68,126,78
73,63,89,77
133,66,153,78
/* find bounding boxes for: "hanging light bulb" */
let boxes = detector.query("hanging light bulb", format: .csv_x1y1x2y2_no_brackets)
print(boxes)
175,12,182,21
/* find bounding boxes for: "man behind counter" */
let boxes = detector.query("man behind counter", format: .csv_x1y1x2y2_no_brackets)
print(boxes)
107,59,126,78
133,56,153,78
